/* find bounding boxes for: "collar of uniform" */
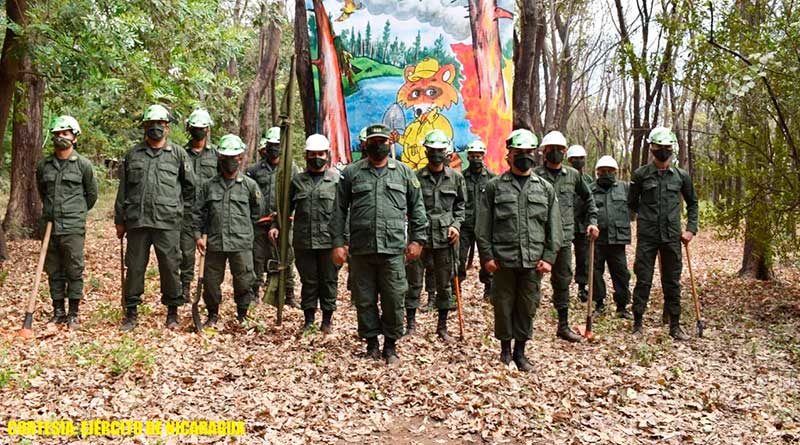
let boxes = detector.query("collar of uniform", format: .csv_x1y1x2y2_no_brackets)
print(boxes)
645,162,675,177
420,166,451,179
501,171,540,182
361,160,396,170
323,168,337,181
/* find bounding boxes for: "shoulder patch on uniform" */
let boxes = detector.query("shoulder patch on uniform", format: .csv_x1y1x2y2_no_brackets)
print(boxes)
236,177,243,183
164,146,173,152
185,161,192,172
69,155,78,161
411,177,420,189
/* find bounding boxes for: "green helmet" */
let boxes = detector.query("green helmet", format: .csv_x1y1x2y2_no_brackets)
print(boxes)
264,127,281,144
187,108,213,128
218,134,246,156
49,115,81,136
466,140,487,153
647,126,677,146
423,129,450,149
358,127,368,143
142,104,170,123
506,129,539,149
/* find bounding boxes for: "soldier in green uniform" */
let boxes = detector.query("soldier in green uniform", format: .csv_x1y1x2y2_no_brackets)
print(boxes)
567,144,591,303
36,116,98,329
246,127,299,308
332,124,427,365
405,130,466,341
590,155,632,318
534,131,599,342
180,108,218,301
476,129,561,371
629,127,699,340
458,140,496,300
195,135,262,326
270,134,341,334
115,104,196,331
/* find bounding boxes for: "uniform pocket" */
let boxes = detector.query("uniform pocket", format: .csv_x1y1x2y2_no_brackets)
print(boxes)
386,181,407,210
527,193,548,221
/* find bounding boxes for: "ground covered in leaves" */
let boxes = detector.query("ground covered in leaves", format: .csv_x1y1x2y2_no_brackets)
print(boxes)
0,203,798,444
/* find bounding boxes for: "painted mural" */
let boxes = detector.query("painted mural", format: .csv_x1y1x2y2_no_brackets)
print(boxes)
308,0,514,173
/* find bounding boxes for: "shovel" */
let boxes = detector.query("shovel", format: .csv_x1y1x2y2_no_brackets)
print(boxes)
192,235,208,332
684,243,705,338
16,221,53,339
578,238,596,340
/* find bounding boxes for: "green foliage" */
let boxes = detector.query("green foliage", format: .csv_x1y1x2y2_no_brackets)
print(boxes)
69,337,155,376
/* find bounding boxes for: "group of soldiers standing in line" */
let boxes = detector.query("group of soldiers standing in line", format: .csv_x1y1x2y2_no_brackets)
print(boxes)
35,104,698,369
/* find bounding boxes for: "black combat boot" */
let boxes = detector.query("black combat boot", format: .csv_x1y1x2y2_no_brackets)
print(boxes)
66,299,80,330
165,306,179,329
321,310,333,334
662,306,670,325
632,312,644,336
578,285,588,303
405,308,417,336
48,299,67,324
120,306,138,332
204,305,219,328
616,304,632,319
302,308,316,332
366,337,381,360
436,309,455,343
512,340,533,372
669,313,690,341
285,289,301,309
500,340,512,365
555,309,583,342
236,306,249,323
382,337,399,365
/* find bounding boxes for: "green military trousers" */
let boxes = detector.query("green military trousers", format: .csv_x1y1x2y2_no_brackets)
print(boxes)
252,228,296,298
573,232,589,288
179,215,196,288
458,229,492,285
550,245,573,310
593,244,631,310
124,228,183,308
44,233,85,301
295,249,339,312
406,247,456,310
492,267,543,341
350,253,407,340
203,250,255,310
632,239,683,317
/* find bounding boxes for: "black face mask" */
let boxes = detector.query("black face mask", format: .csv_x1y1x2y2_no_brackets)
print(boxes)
146,125,166,141
53,136,72,151
307,157,327,171
513,153,536,171
570,159,585,171
220,157,239,174
597,173,616,189
366,143,391,161
469,158,483,171
189,127,207,141
427,149,446,165
266,146,281,159
652,148,672,162
545,149,564,164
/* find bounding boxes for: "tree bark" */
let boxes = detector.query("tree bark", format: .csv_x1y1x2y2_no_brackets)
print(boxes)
295,0,318,137
239,15,282,164
0,0,27,171
739,218,774,280
0,224,7,263
512,0,536,130
467,0,511,107
4,54,44,238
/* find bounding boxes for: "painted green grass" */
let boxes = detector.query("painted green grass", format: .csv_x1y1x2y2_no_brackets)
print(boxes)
313,57,403,99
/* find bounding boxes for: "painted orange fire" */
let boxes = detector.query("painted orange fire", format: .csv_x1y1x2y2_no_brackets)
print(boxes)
451,43,513,174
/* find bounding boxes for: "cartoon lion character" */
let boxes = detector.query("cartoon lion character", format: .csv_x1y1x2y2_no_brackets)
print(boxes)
393,58,459,170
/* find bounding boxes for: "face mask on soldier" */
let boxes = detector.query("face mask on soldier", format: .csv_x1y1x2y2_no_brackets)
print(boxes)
220,157,239,174
366,142,391,161
189,127,207,141
652,147,672,162
146,124,166,141
53,136,73,151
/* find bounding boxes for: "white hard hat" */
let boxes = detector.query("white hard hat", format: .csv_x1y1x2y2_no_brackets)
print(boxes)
466,140,487,153
566,145,587,159
595,155,619,171
540,130,567,148
304,133,330,152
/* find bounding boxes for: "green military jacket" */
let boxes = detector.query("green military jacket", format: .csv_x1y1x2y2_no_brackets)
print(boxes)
417,166,466,249
114,141,195,230
246,158,301,217
286,169,341,250
591,180,631,245
462,166,496,231
333,158,428,255
534,165,598,243
194,174,262,252
628,163,699,242
573,172,593,236
36,151,98,235
185,143,219,186
476,172,563,268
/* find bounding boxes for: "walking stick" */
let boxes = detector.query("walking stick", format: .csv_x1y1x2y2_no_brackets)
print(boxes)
450,244,465,340
16,221,53,339
192,234,208,332
684,243,704,338
120,237,126,310
583,238,596,340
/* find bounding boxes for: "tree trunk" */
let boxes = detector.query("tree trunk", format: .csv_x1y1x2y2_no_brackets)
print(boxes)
312,0,350,165
4,54,44,238
295,0,318,137
0,0,27,171
0,224,7,263
467,0,511,107
239,16,282,164
512,0,536,130
739,218,774,280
